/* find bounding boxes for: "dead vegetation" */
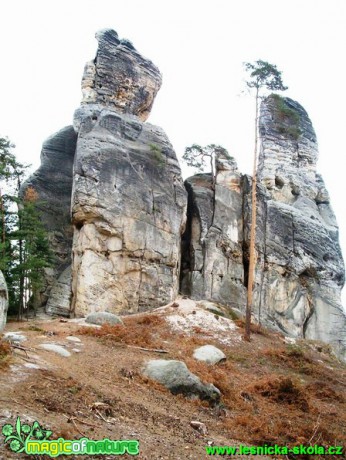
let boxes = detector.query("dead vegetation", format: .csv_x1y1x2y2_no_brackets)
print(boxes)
1,312,346,459
0,335,11,368
76,312,346,456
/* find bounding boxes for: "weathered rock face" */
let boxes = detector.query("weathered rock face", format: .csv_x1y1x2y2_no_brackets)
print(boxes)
252,95,346,360
81,29,162,122
182,95,346,361
71,32,186,316
181,152,246,310
0,271,8,331
21,126,77,312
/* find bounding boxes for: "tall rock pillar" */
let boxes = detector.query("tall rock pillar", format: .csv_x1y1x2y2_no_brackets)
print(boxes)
71,29,187,316
253,95,346,360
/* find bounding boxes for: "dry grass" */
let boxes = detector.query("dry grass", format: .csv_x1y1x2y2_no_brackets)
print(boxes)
234,318,271,337
0,336,11,368
78,314,170,349
76,313,346,457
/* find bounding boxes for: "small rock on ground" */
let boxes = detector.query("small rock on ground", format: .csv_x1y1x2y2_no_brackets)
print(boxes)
193,345,226,364
39,343,71,357
3,332,27,343
66,336,82,343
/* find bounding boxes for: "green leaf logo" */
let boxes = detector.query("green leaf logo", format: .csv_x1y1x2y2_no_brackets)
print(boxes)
2,416,52,453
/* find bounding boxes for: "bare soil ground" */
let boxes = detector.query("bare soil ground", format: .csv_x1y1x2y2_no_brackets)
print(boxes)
0,299,345,460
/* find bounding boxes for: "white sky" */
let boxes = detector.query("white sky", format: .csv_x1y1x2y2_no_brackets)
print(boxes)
1,0,345,304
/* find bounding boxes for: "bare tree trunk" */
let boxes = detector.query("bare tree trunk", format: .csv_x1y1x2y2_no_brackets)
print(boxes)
245,87,259,341
0,189,5,260
210,155,215,188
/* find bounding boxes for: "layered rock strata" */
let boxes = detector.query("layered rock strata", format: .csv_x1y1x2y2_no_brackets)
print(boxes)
254,95,346,360
81,29,162,121
181,152,246,309
22,30,345,360
71,30,186,316
183,95,346,360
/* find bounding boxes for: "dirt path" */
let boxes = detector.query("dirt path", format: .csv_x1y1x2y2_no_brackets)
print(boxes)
1,302,345,460
0,312,242,460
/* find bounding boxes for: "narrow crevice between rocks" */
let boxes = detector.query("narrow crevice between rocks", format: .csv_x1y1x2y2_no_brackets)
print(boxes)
179,181,194,296
241,176,250,290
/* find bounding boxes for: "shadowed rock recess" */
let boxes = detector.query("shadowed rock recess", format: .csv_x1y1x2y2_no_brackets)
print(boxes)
22,30,345,360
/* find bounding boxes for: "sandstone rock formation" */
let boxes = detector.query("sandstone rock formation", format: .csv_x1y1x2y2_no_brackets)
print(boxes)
71,30,187,316
23,29,186,318
182,95,346,361
22,29,345,360
0,271,8,331
181,152,246,310
81,29,162,121
21,126,76,313
253,95,346,360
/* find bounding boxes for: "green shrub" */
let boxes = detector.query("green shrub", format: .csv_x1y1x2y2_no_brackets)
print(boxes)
270,94,301,140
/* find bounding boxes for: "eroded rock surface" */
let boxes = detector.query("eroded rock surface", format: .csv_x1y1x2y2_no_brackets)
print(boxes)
252,95,346,360
182,95,346,361
71,31,187,316
21,126,77,312
81,29,162,121
181,152,246,309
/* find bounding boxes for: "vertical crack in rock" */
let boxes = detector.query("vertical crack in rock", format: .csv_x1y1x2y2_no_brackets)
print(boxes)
182,94,346,361
181,152,246,311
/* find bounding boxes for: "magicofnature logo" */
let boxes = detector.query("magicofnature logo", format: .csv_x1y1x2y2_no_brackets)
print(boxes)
2,416,52,453
2,416,139,456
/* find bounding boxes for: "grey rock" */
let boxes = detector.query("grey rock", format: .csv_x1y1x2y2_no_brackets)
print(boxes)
181,151,246,310
182,95,346,361
4,332,26,343
23,363,40,369
0,271,8,331
39,343,71,357
193,345,226,364
81,29,162,122
251,96,346,360
21,126,77,309
66,336,81,343
143,359,220,403
46,265,72,317
85,311,124,326
72,47,186,317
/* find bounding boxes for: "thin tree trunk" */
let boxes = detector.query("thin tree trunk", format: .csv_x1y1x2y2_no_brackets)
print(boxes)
18,241,24,321
0,189,5,260
210,155,215,188
245,86,259,341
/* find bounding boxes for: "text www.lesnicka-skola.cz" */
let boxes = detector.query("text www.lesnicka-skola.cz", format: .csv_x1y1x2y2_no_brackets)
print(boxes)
205,444,344,456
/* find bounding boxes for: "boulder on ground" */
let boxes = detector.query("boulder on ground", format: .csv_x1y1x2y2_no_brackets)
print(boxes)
193,345,226,364
143,359,220,404
85,311,124,326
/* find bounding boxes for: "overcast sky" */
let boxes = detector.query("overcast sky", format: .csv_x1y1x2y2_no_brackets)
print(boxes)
1,0,345,304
